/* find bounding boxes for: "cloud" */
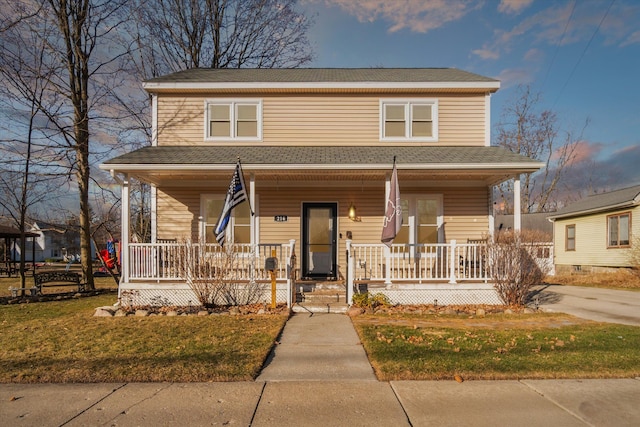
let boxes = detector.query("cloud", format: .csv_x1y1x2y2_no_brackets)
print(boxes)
621,30,640,47
562,140,605,165
523,48,543,62
320,0,480,33
471,48,500,60
495,68,534,89
498,0,534,15
474,1,640,61
560,143,640,194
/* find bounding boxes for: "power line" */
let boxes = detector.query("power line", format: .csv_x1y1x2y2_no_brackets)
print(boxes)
552,0,615,109
541,0,576,90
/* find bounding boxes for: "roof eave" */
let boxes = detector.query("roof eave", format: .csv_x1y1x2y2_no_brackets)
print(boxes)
547,201,638,221
100,161,542,172
142,81,501,93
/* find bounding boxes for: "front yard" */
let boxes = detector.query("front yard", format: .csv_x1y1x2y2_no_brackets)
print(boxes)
0,290,288,383
352,312,640,381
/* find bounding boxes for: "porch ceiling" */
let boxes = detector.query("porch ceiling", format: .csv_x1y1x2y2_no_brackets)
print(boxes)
100,145,544,187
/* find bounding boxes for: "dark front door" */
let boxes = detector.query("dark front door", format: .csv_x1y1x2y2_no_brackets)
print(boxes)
302,203,337,279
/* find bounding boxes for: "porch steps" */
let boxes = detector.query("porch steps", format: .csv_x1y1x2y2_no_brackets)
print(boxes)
292,302,349,314
293,280,349,313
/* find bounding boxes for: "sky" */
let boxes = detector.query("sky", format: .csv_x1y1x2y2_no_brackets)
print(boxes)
301,0,640,193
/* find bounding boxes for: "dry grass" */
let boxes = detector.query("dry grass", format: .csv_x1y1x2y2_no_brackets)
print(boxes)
0,293,288,383
353,312,640,381
548,270,640,290
0,276,117,297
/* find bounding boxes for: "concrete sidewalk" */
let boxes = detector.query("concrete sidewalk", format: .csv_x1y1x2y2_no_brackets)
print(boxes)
3,379,640,426
2,313,640,426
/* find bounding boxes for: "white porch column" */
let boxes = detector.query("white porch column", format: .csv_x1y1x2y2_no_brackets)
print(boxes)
121,174,130,284
151,185,157,243
513,174,521,231
384,172,392,285
488,186,495,236
250,173,256,246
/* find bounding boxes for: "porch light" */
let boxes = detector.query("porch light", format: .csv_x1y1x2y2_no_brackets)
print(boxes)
348,203,360,222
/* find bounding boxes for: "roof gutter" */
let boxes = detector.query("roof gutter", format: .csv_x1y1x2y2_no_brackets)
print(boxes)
100,161,544,172
142,81,501,92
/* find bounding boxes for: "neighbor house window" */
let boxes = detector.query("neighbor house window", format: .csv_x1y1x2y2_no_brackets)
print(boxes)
201,195,253,244
380,99,438,141
205,100,261,140
607,212,630,248
565,224,576,251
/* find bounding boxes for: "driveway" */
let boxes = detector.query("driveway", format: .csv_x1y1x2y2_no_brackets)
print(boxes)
531,284,640,326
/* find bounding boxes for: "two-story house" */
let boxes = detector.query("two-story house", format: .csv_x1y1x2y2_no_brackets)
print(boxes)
101,68,544,309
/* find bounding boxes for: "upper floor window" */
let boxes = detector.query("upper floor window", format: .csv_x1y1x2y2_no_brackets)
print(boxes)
380,99,438,142
607,212,630,248
205,99,262,140
565,224,576,251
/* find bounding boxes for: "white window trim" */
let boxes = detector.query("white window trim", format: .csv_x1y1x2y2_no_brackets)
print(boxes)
379,98,438,142
200,194,256,245
204,98,263,141
392,194,444,257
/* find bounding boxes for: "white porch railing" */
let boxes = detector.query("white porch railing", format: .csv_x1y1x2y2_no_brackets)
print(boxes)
346,240,554,303
128,242,295,281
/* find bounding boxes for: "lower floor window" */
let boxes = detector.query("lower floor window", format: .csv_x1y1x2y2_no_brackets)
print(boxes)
394,195,443,249
607,212,630,248
202,195,252,244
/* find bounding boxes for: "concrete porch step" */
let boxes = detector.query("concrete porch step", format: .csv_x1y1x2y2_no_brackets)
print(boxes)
299,289,346,304
292,302,349,314
296,280,345,291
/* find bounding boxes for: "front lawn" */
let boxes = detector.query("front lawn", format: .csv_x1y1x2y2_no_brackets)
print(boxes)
0,294,287,383
352,313,640,381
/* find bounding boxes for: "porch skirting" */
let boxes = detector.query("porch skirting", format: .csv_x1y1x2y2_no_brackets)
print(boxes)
366,283,502,306
117,281,290,307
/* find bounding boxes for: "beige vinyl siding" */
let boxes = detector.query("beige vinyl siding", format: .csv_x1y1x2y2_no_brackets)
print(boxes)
157,96,205,145
156,94,486,146
156,188,202,240
553,206,639,268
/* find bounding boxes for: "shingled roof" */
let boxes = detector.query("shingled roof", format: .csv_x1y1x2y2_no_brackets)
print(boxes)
548,185,640,220
102,145,542,170
145,68,499,85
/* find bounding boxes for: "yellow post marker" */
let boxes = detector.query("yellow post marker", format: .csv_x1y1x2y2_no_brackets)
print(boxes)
270,249,277,309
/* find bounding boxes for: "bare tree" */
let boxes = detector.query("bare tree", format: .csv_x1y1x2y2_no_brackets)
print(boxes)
494,85,588,213
0,9,69,292
0,0,132,289
133,0,314,73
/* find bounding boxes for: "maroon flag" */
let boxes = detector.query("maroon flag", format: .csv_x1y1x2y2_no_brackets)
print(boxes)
381,157,402,247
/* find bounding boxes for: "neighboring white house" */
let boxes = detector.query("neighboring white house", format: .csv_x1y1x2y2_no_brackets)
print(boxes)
12,222,83,262
548,185,640,273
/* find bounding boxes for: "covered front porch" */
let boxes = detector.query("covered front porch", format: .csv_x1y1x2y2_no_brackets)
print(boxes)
101,146,545,308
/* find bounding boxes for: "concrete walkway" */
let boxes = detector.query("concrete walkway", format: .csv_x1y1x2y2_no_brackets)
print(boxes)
2,312,640,426
257,312,376,381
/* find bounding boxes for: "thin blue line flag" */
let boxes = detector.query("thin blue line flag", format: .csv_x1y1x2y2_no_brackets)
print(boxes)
214,160,251,247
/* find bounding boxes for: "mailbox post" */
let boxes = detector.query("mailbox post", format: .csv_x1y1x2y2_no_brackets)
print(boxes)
265,249,278,308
